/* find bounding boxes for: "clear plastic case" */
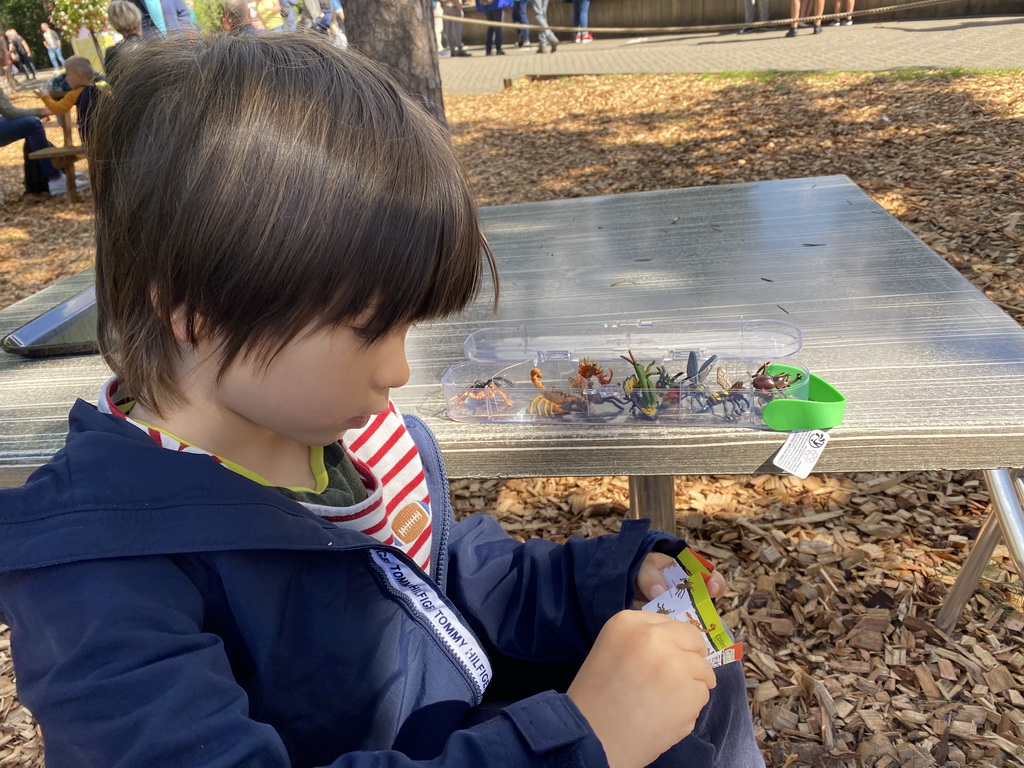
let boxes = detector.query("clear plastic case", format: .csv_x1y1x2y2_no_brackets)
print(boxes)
442,319,812,428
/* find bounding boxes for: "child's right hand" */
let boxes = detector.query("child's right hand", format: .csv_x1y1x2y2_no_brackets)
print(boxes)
567,610,717,768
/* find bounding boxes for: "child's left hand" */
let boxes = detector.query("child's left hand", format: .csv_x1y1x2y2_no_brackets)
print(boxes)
633,552,726,608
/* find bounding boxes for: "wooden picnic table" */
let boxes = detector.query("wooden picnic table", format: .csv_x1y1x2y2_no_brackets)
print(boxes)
1,174,1022,633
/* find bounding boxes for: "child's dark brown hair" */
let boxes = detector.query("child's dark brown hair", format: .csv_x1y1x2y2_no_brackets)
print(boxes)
90,32,496,414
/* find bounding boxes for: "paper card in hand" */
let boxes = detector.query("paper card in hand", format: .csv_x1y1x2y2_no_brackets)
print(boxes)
640,548,743,668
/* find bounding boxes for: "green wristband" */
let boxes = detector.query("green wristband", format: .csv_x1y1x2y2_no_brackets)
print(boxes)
760,367,846,432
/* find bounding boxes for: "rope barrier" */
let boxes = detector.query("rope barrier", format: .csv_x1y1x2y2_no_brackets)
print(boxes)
441,0,963,35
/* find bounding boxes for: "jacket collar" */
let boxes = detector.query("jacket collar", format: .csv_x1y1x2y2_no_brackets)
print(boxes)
0,400,376,574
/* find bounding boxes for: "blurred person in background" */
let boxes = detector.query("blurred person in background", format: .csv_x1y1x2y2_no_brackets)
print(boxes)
256,0,285,31
441,0,471,56
475,0,511,56
572,0,591,42
531,0,557,53
40,24,64,70
830,0,854,25
512,0,530,48
786,0,823,35
738,0,768,34
6,30,36,81
105,1,144,82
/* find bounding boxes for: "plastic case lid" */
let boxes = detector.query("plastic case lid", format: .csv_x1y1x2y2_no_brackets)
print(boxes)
462,318,803,365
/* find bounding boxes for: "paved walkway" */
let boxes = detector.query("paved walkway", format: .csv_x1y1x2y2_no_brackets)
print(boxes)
438,14,1024,94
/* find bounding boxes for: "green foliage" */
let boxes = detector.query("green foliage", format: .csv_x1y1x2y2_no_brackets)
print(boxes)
48,0,108,37
0,0,50,67
193,0,223,34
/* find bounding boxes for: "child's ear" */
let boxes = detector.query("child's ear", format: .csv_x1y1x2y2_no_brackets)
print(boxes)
169,308,191,344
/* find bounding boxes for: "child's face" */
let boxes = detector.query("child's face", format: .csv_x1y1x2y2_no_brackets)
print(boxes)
212,318,412,447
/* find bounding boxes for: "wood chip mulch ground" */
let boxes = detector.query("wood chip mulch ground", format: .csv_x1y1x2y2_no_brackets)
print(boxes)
1,70,1023,767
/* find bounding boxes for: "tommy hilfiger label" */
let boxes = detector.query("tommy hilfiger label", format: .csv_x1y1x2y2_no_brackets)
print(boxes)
370,549,492,698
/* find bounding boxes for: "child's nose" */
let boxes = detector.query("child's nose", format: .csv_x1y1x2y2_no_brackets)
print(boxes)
379,336,411,390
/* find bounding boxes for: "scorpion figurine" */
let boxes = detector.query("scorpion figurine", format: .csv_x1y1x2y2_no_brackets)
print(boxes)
530,358,627,417
528,369,588,417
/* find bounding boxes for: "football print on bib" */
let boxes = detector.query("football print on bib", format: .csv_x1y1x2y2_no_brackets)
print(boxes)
393,502,430,546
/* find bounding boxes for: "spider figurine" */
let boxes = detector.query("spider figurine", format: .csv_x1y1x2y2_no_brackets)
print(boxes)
449,376,515,412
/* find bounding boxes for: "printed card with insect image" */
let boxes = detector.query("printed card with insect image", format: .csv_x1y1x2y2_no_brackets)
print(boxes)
641,548,744,668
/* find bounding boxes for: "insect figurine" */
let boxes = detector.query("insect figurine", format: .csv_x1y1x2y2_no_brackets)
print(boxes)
448,376,515,412
677,350,719,412
619,350,660,419
570,357,614,388
678,350,718,387
655,603,675,615
528,368,588,417
751,362,802,395
699,366,749,420
566,357,629,412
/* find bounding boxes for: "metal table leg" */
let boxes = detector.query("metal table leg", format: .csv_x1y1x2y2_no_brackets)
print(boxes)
628,475,676,534
935,469,1024,635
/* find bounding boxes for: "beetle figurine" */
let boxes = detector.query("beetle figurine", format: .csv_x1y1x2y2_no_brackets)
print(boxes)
751,362,802,406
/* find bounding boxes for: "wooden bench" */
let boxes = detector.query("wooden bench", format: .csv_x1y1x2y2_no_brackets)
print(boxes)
29,112,87,203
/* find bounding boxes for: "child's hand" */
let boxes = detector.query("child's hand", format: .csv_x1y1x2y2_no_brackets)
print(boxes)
633,552,726,608
32,88,43,98
568,610,717,768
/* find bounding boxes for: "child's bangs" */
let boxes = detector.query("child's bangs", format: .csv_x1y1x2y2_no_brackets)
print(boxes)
319,187,494,343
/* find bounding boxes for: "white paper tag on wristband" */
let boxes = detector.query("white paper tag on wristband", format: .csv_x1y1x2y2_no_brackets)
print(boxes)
771,429,829,479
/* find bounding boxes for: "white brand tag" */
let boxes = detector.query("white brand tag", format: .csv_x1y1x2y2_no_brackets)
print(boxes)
771,429,830,479
370,549,491,699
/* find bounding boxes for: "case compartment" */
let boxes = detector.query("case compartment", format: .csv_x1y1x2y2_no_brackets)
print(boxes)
443,319,813,429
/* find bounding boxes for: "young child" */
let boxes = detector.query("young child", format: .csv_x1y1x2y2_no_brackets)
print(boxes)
0,33,764,768
35,54,101,142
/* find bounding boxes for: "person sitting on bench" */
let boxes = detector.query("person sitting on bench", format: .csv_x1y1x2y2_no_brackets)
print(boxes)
35,55,101,143
0,89,82,195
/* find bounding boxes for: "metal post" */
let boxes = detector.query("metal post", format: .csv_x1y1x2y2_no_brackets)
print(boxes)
934,468,1024,635
1003,470,1024,570
935,508,1002,635
628,475,676,534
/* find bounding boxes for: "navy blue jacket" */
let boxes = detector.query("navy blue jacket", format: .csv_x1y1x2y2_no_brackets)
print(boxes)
0,401,682,767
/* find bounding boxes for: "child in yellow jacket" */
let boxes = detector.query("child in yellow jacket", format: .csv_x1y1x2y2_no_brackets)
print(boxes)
35,55,102,143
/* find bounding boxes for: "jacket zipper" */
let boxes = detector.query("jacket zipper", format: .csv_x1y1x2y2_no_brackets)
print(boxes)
369,548,486,704
404,413,452,588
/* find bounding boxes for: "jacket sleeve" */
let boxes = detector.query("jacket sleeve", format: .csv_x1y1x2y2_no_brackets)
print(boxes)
39,86,81,115
0,556,608,768
443,515,686,663
0,90,45,119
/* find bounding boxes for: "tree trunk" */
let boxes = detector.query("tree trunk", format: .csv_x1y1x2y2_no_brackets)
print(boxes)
342,0,446,125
